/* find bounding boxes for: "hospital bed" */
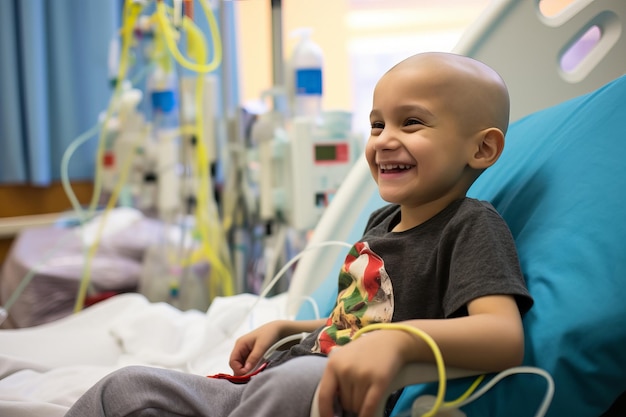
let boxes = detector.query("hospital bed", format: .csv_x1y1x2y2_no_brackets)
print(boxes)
2,0,626,416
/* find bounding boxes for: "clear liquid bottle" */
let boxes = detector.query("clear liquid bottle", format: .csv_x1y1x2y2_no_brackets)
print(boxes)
147,65,181,215
289,28,323,119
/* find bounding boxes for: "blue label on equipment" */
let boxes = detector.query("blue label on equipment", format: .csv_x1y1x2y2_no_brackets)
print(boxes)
296,68,323,95
151,90,177,113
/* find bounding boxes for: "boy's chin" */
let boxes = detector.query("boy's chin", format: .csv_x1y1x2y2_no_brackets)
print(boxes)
378,193,404,205
377,187,409,204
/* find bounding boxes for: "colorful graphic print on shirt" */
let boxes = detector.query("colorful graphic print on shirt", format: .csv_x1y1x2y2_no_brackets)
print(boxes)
313,242,394,354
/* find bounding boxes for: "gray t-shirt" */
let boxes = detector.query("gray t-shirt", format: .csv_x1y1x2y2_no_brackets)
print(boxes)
269,197,533,365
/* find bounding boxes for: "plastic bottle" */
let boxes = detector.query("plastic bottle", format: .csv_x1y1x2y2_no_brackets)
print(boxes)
99,81,142,207
289,28,323,119
147,65,181,215
148,65,180,135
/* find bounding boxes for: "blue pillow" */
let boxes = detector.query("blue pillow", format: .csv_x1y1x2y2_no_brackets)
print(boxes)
392,75,626,416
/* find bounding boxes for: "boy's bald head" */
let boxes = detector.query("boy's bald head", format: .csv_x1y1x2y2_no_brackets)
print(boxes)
384,52,510,136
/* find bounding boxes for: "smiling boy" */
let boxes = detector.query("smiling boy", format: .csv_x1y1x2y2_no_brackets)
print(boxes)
65,52,532,417
315,51,532,417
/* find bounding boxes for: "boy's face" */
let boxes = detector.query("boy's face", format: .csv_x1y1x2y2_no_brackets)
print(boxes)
365,60,481,209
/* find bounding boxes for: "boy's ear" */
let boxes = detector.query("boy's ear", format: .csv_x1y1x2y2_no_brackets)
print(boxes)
469,128,505,169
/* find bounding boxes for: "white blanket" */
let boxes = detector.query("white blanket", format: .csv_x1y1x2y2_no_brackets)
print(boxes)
0,292,289,417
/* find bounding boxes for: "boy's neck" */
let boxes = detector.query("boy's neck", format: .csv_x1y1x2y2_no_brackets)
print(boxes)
394,195,466,232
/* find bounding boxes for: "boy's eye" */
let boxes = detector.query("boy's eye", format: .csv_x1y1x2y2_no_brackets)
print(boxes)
405,118,424,126
371,121,384,130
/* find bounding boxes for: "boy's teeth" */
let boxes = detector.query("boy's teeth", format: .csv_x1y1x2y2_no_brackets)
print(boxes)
381,164,410,170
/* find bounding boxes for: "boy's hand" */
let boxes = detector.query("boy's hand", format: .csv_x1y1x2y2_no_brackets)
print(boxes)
228,321,285,376
229,318,326,376
317,330,411,417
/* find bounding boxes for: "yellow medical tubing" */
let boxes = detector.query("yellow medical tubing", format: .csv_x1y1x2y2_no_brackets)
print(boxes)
149,3,233,298
352,323,485,417
74,146,137,313
61,61,154,226
154,0,222,74
74,0,229,311
182,14,234,297
442,374,485,409
74,0,144,313
88,0,142,215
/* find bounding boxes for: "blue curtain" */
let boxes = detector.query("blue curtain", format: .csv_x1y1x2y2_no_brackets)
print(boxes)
0,0,237,186
0,0,121,185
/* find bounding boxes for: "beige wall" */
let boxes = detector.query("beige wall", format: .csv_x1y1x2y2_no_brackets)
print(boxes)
233,0,490,113
234,0,351,111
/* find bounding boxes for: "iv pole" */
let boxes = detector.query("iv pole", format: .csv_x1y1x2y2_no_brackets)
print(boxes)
216,0,285,294
270,0,284,92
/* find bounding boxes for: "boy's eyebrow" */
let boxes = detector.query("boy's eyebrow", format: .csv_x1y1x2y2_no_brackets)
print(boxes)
399,103,435,118
369,103,435,120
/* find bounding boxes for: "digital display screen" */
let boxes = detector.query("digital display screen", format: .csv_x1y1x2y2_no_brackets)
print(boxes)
315,144,337,161
313,143,349,164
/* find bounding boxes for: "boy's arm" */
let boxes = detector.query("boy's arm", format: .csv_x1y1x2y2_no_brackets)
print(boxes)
402,294,524,369
317,294,524,417
229,318,326,375
279,318,328,336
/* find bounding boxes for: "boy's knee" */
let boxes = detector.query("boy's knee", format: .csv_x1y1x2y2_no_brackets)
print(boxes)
99,366,158,398
105,366,153,383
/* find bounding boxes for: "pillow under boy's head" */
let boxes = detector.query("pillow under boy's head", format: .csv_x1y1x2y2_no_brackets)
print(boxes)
393,74,626,416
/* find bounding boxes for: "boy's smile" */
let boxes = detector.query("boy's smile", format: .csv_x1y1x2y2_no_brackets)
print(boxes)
379,163,413,173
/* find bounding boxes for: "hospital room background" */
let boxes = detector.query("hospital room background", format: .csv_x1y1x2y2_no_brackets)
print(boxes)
2,1,626,417
0,0,496,324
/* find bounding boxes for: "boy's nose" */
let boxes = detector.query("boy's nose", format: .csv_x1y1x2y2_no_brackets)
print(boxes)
372,129,400,151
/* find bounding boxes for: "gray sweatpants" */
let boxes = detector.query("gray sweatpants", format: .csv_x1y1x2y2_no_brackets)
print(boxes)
65,356,327,417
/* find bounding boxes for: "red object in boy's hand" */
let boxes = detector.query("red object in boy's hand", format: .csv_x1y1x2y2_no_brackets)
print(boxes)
206,362,268,384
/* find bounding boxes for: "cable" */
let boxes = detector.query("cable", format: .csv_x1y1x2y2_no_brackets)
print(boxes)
440,374,485,409
60,123,103,224
449,366,554,417
261,222,288,292
218,240,353,340
36,0,223,315
73,0,229,311
154,0,222,74
184,239,353,373
70,0,145,313
352,323,448,417
260,332,308,363
59,62,155,226
150,0,233,302
258,240,353,301
188,68,234,300
352,324,494,417
88,0,144,216
6,68,155,322
73,143,138,313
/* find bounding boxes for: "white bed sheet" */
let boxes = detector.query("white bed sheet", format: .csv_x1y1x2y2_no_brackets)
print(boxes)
0,292,289,417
